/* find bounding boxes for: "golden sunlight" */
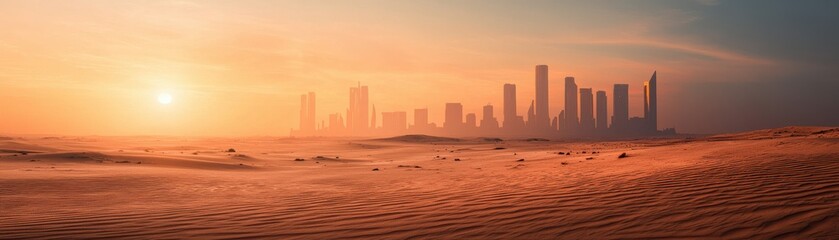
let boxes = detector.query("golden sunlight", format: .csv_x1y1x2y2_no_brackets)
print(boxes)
157,93,173,105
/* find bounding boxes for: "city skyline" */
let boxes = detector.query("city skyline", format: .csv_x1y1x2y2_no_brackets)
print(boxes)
1,1,837,136
292,65,669,138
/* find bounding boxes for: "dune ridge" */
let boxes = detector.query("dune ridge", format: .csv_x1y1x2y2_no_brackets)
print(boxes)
0,127,837,239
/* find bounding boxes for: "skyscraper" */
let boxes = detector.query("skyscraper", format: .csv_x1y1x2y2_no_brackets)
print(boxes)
444,103,463,130
503,83,517,127
414,108,428,129
360,85,369,130
535,65,549,128
307,92,316,131
596,90,607,131
644,71,657,132
465,113,477,128
526,100,535,128
613,84,629,131
580,88,594,134
349,83,369,134
382,111,407,133
300,94,308,131
371,104,376,129
480,104,499,129
564,77,578,133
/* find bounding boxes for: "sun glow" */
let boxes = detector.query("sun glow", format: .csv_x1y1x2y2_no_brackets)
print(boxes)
157,93,173,105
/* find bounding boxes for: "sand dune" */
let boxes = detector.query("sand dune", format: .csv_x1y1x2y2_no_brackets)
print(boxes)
1,127,837,239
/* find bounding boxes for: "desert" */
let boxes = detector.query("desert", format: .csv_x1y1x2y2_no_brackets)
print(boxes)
1,126,837,239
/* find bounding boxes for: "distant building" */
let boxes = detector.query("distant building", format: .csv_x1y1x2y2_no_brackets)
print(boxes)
413,108,429,130
480,104,499,130
535,65,550,128
526,100,536,128
465,113,477,128
580,88,594,134
382,111,407,133
564,77,578,133
328,113,344,131
348,83,369,134
596,90,608,132
612,84,629,131
307,92,316,131
444,103,463,130
503,83,522,129
644,71,657,132
300,94,308,132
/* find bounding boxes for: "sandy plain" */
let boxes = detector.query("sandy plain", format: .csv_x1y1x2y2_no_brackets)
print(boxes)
1,126,837,239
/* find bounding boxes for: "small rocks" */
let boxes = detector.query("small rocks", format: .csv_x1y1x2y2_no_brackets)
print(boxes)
226,148,236,153
517,159,525,162
294,158,306,161
585,157,594,160
454,158,461,161
561,162,569,165
618,152,628,159
372,168,380,171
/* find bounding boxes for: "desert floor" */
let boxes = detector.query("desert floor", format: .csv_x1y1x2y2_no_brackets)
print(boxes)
1,126,837,239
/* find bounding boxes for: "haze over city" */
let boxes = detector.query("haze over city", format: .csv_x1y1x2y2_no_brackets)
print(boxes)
2,0,837,136
1,1,838,239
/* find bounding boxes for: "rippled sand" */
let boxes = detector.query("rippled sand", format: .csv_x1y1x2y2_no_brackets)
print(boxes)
1,127,837,239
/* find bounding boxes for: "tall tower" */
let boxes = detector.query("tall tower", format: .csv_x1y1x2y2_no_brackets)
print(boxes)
564,77,578,133
579,88,594,134
644,71,657,132
349,87,357,133
371,104,377,129
503,84,517,127
307,92,316,131
414,108,428,129
596,90,608,131
613,84,629,131
300,94,308,132
535,65,549,128
349,83,370,134
444,103,463,130
360,84,369,131
480,104,499,129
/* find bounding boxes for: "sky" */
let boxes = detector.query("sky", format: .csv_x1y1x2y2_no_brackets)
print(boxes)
1,0,837,136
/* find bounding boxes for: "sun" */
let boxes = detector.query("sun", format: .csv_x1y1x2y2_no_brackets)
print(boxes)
157,93,173,105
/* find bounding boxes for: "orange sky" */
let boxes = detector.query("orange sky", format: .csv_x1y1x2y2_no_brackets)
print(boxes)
1,1,834,136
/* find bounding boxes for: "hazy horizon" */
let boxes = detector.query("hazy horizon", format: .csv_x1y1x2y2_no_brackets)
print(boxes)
1,0,837,136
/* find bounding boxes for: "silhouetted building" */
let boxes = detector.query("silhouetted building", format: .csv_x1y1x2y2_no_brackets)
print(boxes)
558,110,565,131
444,103,463,130
349,83,369,134
535,65,550,129
564,77,578,133
503,84,521,129
308,92,316,131
413,108,429,130
596,90,607,132
300,94,308,132
292,68,671,138
480,104,499,130
466,113,477,128
526,100,536,128
371,104,377,129
328,113,345,134
612,84,629,131
382,111,407,133
644,71,657,133
580,88,594,134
